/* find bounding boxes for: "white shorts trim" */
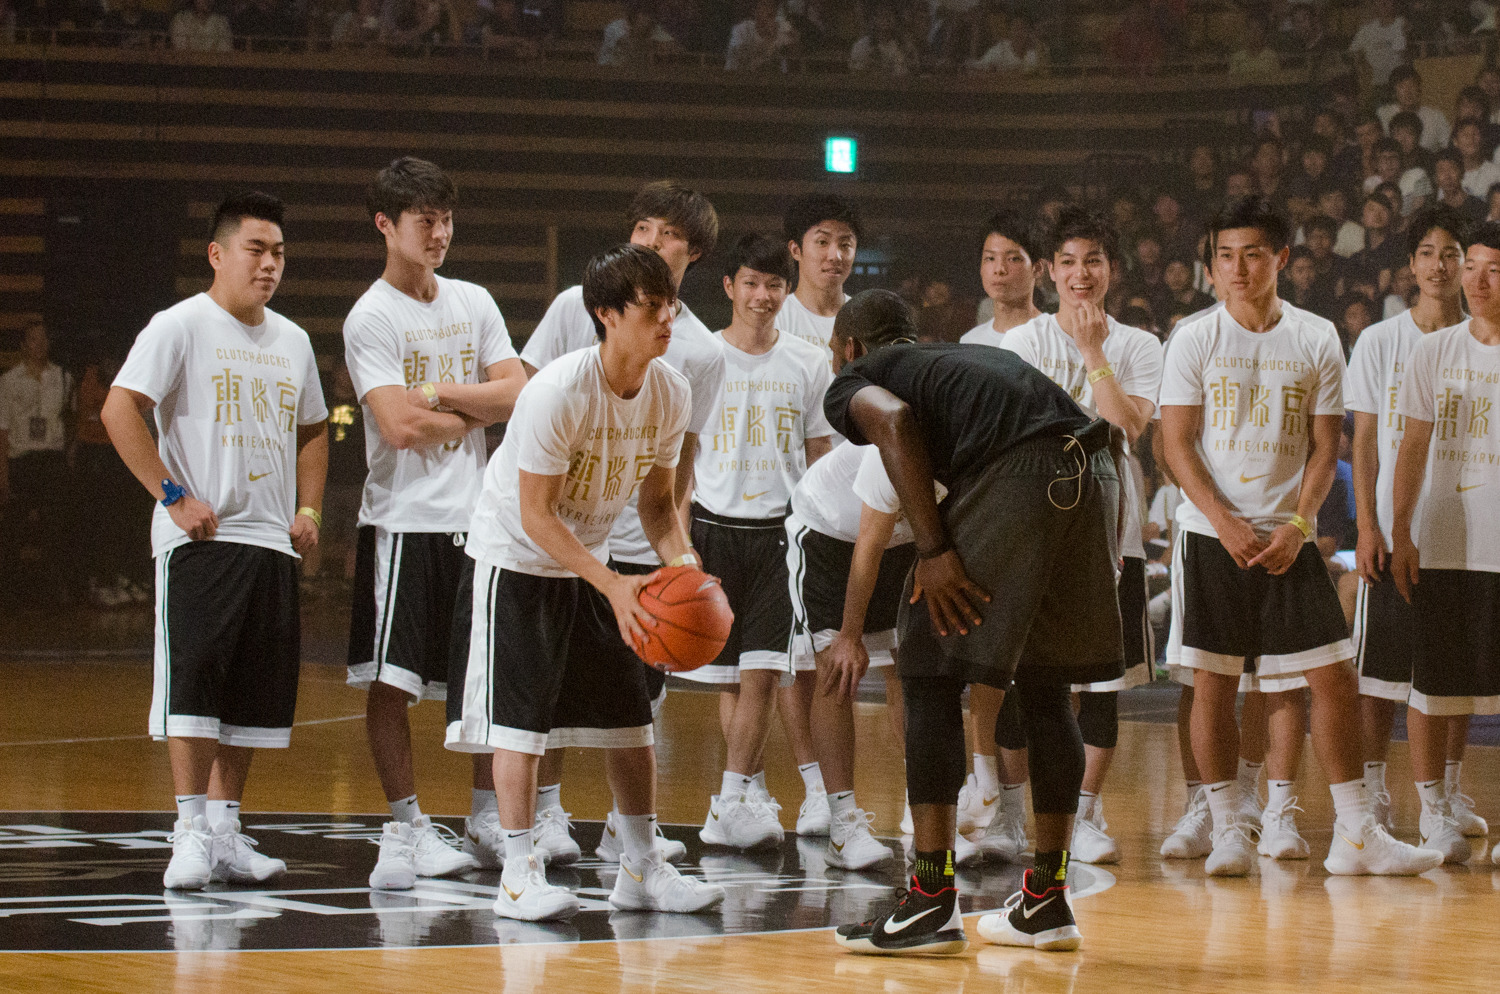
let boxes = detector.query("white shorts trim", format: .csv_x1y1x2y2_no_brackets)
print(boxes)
1073,660,1151,693
803,628,897,671
151,717,291,748
1360,675,1411,701
1167,664,1309,693
443,721,655,754
677,653,792,685
450,564,501,751
1408,690,1500,716
346,661,446,702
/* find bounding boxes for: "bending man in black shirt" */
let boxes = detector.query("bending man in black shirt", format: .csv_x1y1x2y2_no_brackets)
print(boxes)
824,291,1124,956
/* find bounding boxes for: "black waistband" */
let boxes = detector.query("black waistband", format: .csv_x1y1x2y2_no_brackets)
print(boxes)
691,503,789,529
1070,418,1113,456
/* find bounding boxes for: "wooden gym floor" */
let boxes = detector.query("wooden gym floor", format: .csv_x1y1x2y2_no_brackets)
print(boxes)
2,657,1499,993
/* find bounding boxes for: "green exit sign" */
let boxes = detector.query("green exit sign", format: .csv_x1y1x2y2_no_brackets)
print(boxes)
825,136,858,174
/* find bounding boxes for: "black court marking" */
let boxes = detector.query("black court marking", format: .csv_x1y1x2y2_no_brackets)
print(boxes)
0,813,1114,953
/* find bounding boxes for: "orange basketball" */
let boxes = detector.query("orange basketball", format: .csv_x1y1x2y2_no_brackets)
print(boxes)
630,566,734,673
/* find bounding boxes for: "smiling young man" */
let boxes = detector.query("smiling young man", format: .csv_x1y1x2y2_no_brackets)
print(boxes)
342,158,529,889
998,207,1163,867
682,234,835,848
779,194,861,356
1160,195,1443,878
101,192,328,890
1346,204,1480,850
448,244,725,921
517,179,724,865
1390,221,1500,866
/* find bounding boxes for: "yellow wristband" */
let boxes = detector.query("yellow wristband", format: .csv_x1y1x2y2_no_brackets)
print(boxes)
1087,364,1115,384
668,552,699,568
297,507,323,529
1288,514,1311,539
420,382,439,408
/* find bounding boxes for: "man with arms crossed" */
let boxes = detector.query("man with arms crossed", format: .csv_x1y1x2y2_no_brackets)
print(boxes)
102,192,328,889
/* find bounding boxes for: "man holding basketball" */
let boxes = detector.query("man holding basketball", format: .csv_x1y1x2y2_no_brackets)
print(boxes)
446,244,724,922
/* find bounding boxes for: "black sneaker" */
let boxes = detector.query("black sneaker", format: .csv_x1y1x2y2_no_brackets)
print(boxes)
977,872,1081,951
834,876,967,956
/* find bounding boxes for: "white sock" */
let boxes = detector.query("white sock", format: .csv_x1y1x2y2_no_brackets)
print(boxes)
536,783,562,813
175,794,207,824
471,789,498,819
1417,779,1446,809
828,789,857,822
1205,781,1239,830
1237,759,1263,800
1000,782,1026,815
619,813,656,862
389,794,421,824
1077,790,1099,820
1266,780,1294,811
751,770,768,797
502,829,533,867
1364,761,1387,794
721,771,753,800
798,762,825,795
1445,760,1462,793
1329,779,1373,827
973,753,1001,796
206,799,240,832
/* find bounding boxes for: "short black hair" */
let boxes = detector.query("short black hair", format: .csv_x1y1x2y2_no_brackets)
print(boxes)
983,207,1039,260
210,190,284,243
1388,110,1423,138
1463,220,1500,253
1434,148,1464,173
367,157,457,223
1301,135,1332,158
628,179,720,260
581,243,678,341
831,289,918,351
1118,304,1155,331
1405,203,1471,257
1287,244,1314,264
1458,85,1492,116
782,193,863,247
1044,206,1119,262
1389,64,1421,88
1209,195,1291,251
1373,136,1402,158
1305,214,1339,238
723,232,796,282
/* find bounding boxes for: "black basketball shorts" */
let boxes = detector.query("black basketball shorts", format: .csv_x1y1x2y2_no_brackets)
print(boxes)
679,506,792,685
1408,568,1500,716
785,512,914,672
1354,567,1417,701
150,540,300,747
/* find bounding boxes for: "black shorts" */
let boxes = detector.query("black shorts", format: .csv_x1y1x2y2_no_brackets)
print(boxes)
1167,530,1352,692
348,526,469,701
1409,569,1500,716
445,563,654,756
786,513,914,671
150,541,300,747
1354,568,1417,701
612,559,668,709
680,506,792,684
1074,556,1153,693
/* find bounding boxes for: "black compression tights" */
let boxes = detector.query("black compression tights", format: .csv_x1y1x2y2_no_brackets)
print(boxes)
993,687,1118,750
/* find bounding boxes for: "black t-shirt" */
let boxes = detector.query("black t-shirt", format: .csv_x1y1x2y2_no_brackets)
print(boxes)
822,343,1090,486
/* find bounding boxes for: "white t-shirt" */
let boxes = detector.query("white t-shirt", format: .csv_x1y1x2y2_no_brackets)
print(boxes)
791,440,915,548
465,348,689,577
959,322,1006,347
114,294,328,558
970,38,1039,73
343,276,518,533
521,285,726,563
1346,310,1436,547
725,17,792,70
1159,304,1346,538
999,313,1164,558
1465,160,1500,200
1378,102,1452,152
695,332,833,518
1395,320,1500,572
777,292,847,357
1347,16,1406,85
852,443,946,523
0,362,70,457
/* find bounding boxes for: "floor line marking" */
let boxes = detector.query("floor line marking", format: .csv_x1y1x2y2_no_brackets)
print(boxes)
0,714,365,749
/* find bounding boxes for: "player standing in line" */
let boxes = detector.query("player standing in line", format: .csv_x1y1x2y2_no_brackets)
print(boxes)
685,234,835,848
997,208,1163,865
342,159,528,889
448,244,725,921
778,194,860,355
516,179,723,864
1347,204,1482,843
1391,220,1500,865
1160,196,1443,878
101,192,328,889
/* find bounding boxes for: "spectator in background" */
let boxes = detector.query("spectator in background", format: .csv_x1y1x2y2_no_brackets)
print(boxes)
1250,136,1286,207
1316,187,1366,258
101,0,165,46
1432,148,1488,222
331,0,381,46
1224,167,1255,200
1277,0,1332,64
1301,214,1349,295
1179,144,1219,224
1488,182,1500,222
1227,12,1279,76
1454,118,1500,198
1126,229,1167,304
1110,189,1145,254
1159,254,1214,318
1478,62,1500,124
1347,0,1406,87
0,323,72,605
1454,86,1500,155
1338,293,1376,353
849,0,917,75
1354,111,1385,186
1387,111,1433,174
968,11,1042,74
171,0,232,51
1383,262,1416,318
382,0,451,50
598,0,676,67
1372,180,1405,229
1379,65,1451,151
725,0,796,71
928,0,983,67
1282,244,1337,322
1285,136,1334,204
1151,190,1195,260
1364,136,1431,216
1349,192,1401,294
781,0,829,51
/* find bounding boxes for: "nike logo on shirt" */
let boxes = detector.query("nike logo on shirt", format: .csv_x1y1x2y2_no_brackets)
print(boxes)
882,905,940,934
1457,482,1486,493
248,471,272,481
743,490,770,501
1238,472,1272,484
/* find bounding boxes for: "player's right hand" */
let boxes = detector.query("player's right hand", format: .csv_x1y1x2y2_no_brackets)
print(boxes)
1356,526,1388,584
169,496,219,541
1216,516,1266,569
818,632,870,701
606,569,659,647
912,549,990,637
1391,537,1420,604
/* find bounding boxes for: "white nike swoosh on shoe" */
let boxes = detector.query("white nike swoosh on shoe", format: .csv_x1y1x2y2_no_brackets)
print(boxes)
1023,895,1058,919
882,905,940,934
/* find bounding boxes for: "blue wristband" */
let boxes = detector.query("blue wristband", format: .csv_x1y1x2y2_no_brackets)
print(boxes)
161,479,188,507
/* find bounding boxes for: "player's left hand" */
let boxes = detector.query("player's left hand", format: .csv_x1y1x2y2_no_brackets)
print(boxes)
290,513,319,555
1246,523,1302,576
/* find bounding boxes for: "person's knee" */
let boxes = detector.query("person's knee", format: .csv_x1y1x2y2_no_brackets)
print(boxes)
902,677,966,806
1076,691,1119,749
1014,676,1085,814
993,686,1028,750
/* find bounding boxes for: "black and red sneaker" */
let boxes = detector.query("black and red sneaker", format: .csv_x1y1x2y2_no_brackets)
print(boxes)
834,876,967,956
977,870,1082,951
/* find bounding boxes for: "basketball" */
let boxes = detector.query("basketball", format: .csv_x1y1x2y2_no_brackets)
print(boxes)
629,566,734,673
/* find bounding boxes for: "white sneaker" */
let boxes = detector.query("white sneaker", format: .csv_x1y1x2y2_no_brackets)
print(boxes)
463,810,504,870
1447,786,1489,838
493,854,578,921
1161,788,1213,859
976,799,1028,861
594,810,688,864
826,809,893,871
700,794,783,850
797,790,831,836
370,821,418,890
163,816,213,890
210,820,286,883
1205,818,1258,877
410,815,480,877
1257,797,1310,860
900,803,914,836
611,851,725,913
955,831,981,867
532,807,581,865
1324,815,1445,875
956,774,998,835
1419,802,1473,864
1070,802,1119,865
1372,789,1394,833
